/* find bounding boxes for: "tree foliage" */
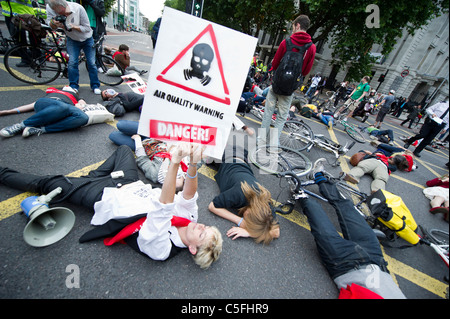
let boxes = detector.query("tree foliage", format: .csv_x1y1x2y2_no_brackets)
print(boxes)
163,0,449,81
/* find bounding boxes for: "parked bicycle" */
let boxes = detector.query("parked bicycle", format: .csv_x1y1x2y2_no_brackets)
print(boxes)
4,25,124,86
280,119,356,166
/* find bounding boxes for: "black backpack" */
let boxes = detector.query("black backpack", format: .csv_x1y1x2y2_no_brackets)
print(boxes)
272,39,312,96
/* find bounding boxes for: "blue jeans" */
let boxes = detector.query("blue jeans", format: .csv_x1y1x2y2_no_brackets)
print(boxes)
299,180,387,279
370,129,394,141
66,37,100,90
258,87,293,145
109,120,148,150
23,98,88,132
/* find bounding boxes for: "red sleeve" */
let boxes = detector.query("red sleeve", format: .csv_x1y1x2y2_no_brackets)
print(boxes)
302,44,316,76
426,178,449,188
271,40,287,71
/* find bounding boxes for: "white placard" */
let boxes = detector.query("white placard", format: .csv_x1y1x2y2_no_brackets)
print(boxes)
138,7,257,159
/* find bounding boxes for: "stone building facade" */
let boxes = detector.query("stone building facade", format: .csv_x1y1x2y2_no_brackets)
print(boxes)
256,13,449,106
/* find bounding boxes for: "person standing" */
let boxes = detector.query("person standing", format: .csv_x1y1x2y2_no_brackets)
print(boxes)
404,101,449,157
334,76,371,122
46,0,101,94
0,0,37,67
401,104,422,129
257,15,316,146
373,90,395,128
306,73,321,98
77,0,105,42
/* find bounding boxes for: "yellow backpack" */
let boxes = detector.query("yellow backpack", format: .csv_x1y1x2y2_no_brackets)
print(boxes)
367,189,420,245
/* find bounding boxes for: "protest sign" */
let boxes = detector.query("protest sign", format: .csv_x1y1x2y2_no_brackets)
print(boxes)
121,72,147,94
138,7,257,159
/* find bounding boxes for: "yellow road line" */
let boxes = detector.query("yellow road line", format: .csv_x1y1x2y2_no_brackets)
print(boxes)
0,161,104,221
0,159,446,298
200,161,447,298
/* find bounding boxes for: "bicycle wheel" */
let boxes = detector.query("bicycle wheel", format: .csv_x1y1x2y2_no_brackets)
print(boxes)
280,120,314,151
249,145,312,176
4,45,61,84
345,123,366,143
95,55,124,86
425,228,449,246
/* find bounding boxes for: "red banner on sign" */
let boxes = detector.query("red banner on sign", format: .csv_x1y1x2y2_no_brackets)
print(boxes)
150,120,217,145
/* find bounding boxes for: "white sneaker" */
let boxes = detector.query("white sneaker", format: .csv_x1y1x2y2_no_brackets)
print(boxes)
62,86,78,94
93,88,101,95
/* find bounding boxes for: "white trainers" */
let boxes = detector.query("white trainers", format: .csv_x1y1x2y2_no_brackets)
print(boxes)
62,86,78,94
93,88,101,95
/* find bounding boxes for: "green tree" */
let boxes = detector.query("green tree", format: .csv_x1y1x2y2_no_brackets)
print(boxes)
298,0,449,80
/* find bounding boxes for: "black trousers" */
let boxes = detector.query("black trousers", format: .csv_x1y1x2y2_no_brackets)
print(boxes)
0,146,139,209
406,119,444,155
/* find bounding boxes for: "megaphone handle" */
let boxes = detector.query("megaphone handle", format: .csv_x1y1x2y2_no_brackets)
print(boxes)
42,187,63,204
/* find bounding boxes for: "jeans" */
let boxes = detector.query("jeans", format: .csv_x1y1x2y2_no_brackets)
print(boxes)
258,87,293,145
375,143,403,157
66,37,100,90
370,129,394,141
320,114,334,126
109,120,148,150
299,180,387,279
23,98,88,133
0,145,139,208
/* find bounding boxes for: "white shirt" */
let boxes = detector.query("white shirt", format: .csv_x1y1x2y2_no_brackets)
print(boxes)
46,2,92,42
92,181,199,261
426,101,449,130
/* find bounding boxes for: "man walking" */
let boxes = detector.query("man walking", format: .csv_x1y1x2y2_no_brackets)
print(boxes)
373,90,395,128
404,101,449,157
257,15,316,146
46,0,101,94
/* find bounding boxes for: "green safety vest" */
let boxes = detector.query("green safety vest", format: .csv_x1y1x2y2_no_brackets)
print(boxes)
1,0,35,17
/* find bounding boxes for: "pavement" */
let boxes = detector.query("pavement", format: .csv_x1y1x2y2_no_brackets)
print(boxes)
0,21,449,304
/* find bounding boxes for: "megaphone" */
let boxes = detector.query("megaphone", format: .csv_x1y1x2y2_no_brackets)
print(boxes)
21,187,75,247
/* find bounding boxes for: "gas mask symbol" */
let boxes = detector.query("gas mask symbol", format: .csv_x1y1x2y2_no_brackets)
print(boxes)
184,43,214,86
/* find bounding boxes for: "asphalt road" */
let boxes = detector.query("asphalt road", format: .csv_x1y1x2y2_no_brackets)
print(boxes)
0,26,448,303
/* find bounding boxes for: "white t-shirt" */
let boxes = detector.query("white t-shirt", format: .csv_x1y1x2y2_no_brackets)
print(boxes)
92,181,198,261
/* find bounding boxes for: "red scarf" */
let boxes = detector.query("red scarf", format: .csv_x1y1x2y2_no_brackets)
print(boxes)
339,284,383,299
153,151,189,172
103,215,192,246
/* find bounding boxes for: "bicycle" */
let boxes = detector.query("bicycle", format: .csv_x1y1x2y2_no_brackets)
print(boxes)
280,119,356,166
419,225,449,268
273,166,374,225
249,145,313,177
4,25,124,86
0,28,16,54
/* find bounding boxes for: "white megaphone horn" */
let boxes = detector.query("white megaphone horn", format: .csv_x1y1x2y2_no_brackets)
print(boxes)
21,187,75,247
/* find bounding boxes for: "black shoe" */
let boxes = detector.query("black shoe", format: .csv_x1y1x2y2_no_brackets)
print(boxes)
404,143,410,149
413,152,421,158
16,62,30,67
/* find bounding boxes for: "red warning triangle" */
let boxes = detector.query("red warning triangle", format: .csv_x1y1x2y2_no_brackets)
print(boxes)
156,24,231,105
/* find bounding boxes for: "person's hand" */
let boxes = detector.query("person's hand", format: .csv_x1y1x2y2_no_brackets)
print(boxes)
131,134,141,142
170,143,191,164
189,144,206,165
227,226,250,240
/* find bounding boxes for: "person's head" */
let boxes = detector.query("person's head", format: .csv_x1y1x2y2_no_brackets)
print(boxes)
389,90,395,95
118,44,129,52
184,222,223,269
239,181,279,245
49,0,70,16
101,88,118,101
292,15,310,33
362,76,370,83
389,155,410,171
